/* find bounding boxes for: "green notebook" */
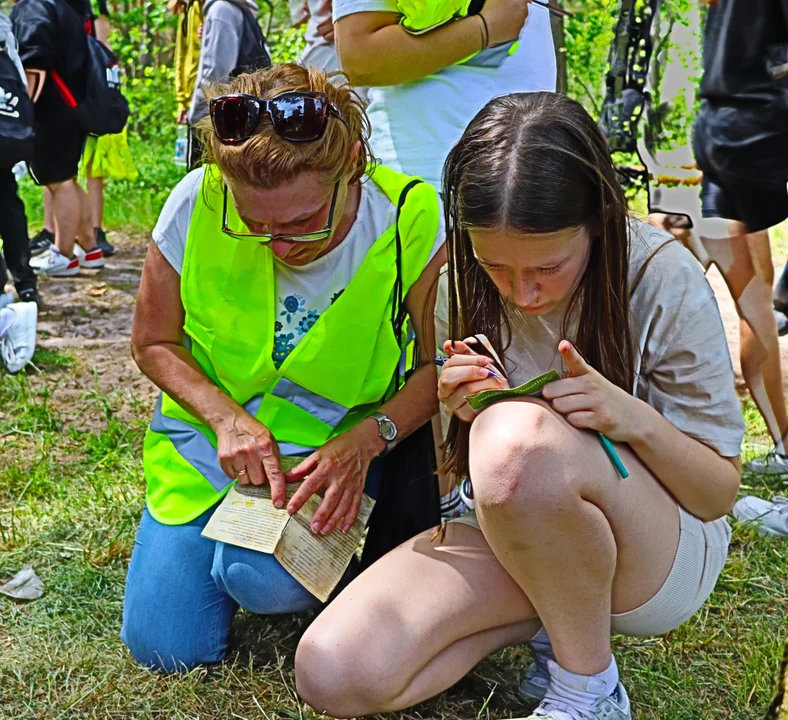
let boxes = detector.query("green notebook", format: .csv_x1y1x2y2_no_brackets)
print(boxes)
464,370,562,412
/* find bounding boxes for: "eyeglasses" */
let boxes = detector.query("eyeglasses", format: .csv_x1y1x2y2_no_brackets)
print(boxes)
221,180,341,243
210,91,347,145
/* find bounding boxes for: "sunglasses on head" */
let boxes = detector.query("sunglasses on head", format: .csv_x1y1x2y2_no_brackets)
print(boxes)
210,91,347,145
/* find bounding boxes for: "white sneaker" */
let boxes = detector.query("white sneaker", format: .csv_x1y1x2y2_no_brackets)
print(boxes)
513,660,631,720
518,656,551,701
31,247,79,277
0,303,38,373
733,496,788,538
746,451,788,475
73,244,105,269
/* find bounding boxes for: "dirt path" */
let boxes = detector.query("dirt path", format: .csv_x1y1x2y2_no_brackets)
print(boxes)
32,232,157,428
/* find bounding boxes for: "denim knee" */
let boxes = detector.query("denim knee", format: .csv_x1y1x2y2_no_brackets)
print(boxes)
211,542,322,615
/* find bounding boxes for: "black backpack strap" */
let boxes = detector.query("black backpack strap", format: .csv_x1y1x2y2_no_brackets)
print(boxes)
390,179,423,388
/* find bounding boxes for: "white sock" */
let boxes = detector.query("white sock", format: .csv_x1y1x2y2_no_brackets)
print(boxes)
546,655,620,706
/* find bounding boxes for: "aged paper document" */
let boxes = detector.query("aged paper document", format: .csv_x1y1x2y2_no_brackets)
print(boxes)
201,456,376,602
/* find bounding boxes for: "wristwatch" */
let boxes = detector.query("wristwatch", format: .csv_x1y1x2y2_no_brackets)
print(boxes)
370,411,398,454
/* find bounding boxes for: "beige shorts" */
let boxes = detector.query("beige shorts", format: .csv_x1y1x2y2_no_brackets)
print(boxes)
450,504,731,637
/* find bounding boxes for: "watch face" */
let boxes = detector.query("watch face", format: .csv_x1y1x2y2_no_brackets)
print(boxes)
379,418,397,442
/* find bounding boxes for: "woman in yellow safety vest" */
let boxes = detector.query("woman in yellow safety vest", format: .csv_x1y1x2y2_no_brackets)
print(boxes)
122,63,445,672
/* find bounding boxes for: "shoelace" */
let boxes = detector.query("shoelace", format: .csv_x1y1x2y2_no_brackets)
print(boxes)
534,699,596,720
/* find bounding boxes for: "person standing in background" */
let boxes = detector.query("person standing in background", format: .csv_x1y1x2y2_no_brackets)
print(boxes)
692,0,788,474
0,9,38,305
171,0,204,167
332,0,555,191
12,0,105,277
186,0,271,165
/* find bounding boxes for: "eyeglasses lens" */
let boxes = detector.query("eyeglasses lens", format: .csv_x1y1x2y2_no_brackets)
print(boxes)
213,97,261,143
270,94,327,142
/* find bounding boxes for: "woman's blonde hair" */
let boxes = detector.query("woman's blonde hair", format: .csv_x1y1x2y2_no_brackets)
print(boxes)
195,63,373,189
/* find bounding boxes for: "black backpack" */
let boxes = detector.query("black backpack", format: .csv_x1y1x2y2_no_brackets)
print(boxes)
0,30,35,169
204,0,271,77
52,35,129,136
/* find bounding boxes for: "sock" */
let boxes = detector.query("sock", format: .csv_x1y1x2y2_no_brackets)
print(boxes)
546,655,620,707
528,625,556,659
440,485,462,519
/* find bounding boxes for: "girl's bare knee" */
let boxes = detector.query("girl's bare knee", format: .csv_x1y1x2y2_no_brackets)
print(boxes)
469,401,573,512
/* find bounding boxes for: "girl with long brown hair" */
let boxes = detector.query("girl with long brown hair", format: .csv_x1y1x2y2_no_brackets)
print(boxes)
296,92,744,720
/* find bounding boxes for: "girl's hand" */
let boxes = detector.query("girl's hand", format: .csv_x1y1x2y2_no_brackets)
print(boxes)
541,340,640,443
481,0,530,46
215,413,286,505
284,422,377,535
437,339,509,423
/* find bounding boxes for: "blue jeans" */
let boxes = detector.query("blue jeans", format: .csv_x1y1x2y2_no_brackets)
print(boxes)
121,462,381,672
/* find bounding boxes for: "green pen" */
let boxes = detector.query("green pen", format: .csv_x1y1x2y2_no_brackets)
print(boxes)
597,433,629,479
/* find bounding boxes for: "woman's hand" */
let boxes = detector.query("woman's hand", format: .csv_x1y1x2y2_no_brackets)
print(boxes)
541,341,641,442
481,0,531,46
437,339,509,423
215,412,286,506
284,421,380,535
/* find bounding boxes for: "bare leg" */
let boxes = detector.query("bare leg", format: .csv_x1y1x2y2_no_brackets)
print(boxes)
43,186,55,234
49,179,97,258
296,400,681,717
87,176,104,231
701,222,788,451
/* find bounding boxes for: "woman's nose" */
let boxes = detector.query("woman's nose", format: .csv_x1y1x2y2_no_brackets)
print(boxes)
271,238,296,258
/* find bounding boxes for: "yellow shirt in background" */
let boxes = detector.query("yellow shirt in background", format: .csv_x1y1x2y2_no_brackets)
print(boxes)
174,0,204,115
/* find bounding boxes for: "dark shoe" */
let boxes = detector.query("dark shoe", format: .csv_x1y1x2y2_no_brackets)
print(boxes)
29,229,54,257
18,287,40,306
95,227,115,257
775,309,788,337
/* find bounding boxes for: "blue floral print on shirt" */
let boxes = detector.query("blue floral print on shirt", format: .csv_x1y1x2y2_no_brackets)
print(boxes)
273,288,347,365
279,294,306,323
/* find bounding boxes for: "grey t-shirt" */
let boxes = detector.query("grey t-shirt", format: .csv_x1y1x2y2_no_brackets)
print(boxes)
435,220,745,457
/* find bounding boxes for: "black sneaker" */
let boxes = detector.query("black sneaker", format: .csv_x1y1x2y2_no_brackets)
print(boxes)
95,227,115,257
18,287,40,306
29,229,54,257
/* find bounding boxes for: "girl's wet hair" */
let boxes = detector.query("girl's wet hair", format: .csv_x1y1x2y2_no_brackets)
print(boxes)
441,91,635,476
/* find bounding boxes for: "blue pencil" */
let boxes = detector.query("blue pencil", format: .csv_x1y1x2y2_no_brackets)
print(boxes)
433,355,502,380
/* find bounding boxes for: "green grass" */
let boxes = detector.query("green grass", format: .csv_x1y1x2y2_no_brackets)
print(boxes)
0,363,786,719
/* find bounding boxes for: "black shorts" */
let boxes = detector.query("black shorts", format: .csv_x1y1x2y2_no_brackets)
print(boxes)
694,109,788,232
28,95,87,186
699,173,788,233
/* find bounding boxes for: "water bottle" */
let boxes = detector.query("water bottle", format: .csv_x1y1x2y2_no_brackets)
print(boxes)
174,125,188,167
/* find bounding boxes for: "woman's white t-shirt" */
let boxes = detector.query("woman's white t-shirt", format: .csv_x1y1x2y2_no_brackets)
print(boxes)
332,2,557,189
154,167,444,367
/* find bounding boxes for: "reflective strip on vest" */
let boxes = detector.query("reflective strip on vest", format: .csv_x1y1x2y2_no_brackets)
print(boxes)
151,395,315,492
270,377,351,429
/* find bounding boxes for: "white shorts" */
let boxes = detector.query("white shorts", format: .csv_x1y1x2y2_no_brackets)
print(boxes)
450,504,731,637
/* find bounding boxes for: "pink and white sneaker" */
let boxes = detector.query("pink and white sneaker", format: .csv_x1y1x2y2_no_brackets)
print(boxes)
74,245,105,269
30,246,80,277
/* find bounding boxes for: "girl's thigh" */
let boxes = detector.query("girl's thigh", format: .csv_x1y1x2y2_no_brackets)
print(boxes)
297,523,539,694
469,398,681,614
121,507,238,672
